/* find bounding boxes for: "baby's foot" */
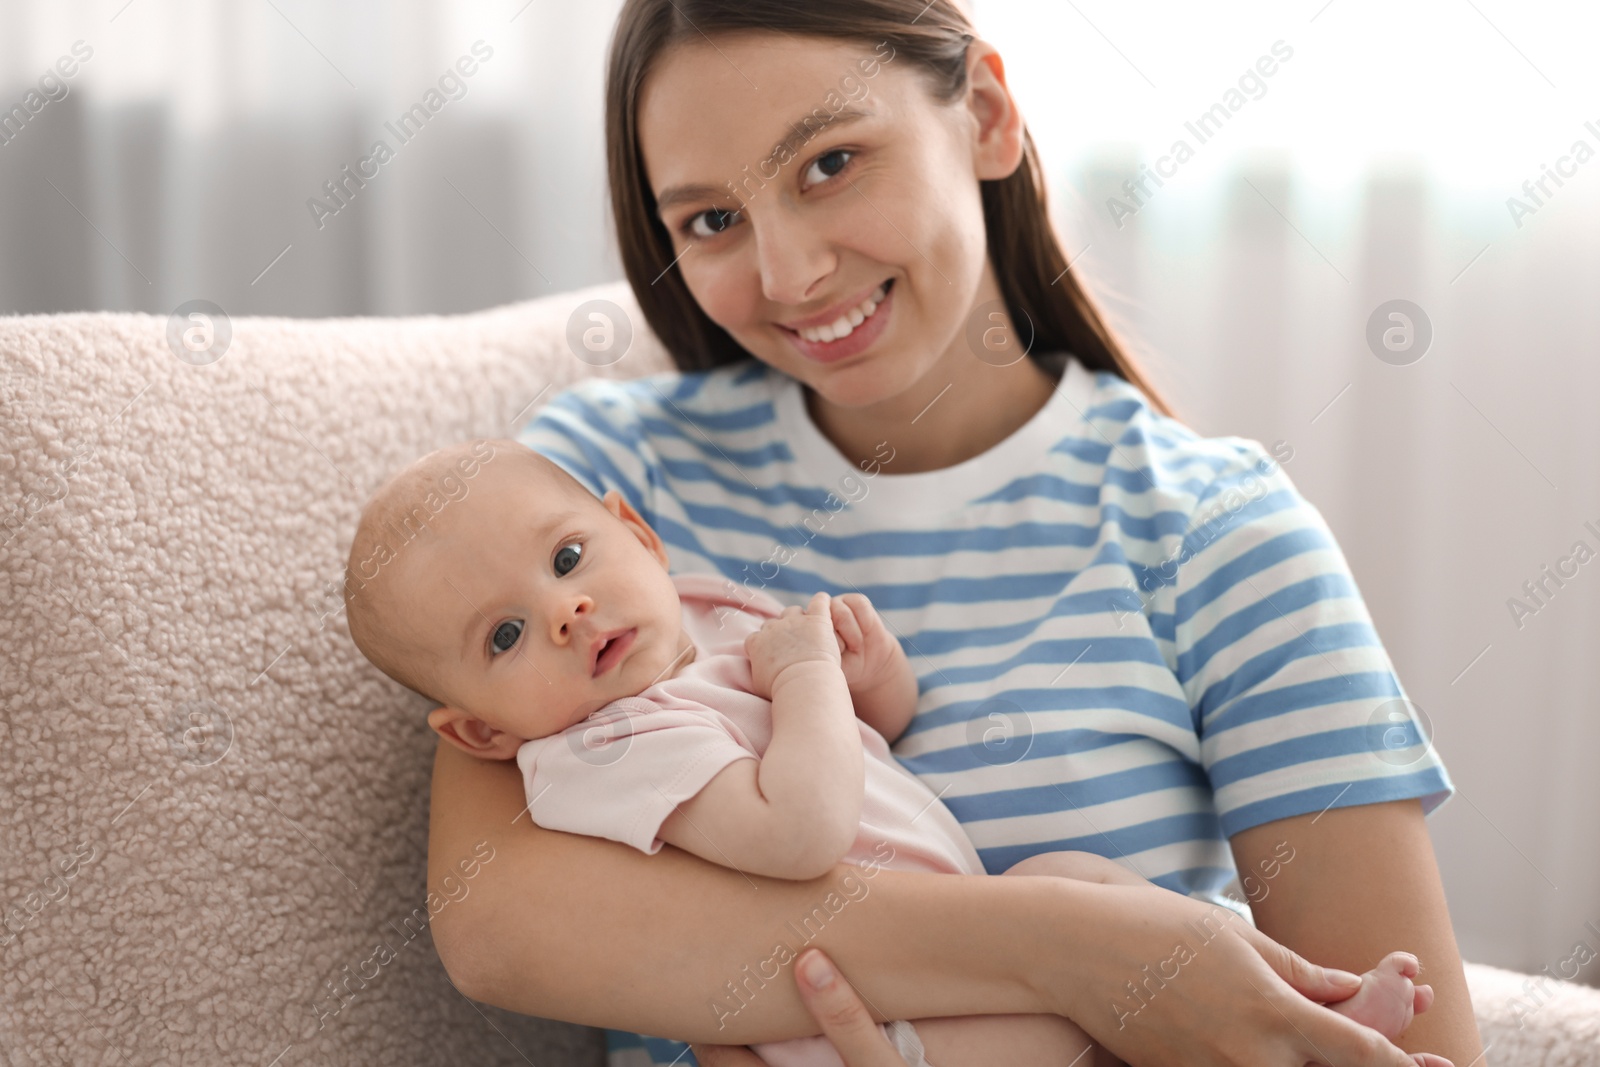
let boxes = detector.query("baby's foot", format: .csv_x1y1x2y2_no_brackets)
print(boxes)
1330,951,1428,1038
1328,952,1452,1067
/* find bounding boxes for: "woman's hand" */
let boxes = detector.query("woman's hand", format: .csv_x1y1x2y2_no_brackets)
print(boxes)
691,948,909,1067
689,881,1448,1067
1049,879,1444,1067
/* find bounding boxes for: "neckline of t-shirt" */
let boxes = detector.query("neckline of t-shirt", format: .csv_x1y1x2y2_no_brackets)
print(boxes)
771,353,1098,518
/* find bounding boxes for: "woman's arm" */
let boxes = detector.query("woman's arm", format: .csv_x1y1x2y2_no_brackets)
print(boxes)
1231,799,1486,1066
428,739,1041,1039
427,740,1432,1065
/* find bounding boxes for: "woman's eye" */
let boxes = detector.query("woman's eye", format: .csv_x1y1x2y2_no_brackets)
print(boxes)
490,619,523,656
687,207,741,239
553,541,583,576
802,149,853,187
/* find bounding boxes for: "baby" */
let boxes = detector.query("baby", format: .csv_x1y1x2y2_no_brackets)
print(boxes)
345,438,1446,1067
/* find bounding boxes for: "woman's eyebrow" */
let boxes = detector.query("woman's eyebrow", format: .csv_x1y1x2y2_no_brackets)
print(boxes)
653,105,874,214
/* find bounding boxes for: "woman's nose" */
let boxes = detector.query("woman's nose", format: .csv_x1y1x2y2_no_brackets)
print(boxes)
753,206,837,306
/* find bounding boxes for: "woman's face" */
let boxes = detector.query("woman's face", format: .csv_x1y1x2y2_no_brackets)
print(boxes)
638,33,1006,410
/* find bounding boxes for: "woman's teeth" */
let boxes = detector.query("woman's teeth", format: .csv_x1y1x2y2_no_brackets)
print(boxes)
797,284,888,344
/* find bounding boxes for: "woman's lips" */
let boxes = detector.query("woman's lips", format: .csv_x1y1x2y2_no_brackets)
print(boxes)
592,628,636,676
781,279,894,365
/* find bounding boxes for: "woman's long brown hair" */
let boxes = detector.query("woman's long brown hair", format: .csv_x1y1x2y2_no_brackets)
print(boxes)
604,0,1174,417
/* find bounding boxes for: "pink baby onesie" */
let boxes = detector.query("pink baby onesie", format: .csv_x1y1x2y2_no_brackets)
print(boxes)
516,572,985,1067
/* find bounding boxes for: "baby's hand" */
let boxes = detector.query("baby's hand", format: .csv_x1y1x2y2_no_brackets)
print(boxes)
829,593,904,692
744,592,842,700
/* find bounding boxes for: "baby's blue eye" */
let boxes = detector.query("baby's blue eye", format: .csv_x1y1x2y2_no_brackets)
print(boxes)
554,541,583,576
490,619,522,655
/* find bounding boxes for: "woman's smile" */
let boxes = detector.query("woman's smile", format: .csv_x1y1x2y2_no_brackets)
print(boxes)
778,278,895,364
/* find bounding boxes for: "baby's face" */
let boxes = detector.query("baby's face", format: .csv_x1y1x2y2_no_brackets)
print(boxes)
394,460,694,752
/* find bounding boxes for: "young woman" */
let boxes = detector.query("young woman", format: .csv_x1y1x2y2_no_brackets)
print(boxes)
424,2,1485,1064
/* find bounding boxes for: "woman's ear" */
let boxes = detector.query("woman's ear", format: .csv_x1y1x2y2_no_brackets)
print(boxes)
427,705,524,761
964,39,1026,182
603,489,671,569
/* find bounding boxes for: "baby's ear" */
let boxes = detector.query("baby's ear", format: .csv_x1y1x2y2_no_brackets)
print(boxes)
427,706,523,761
603,490,670,568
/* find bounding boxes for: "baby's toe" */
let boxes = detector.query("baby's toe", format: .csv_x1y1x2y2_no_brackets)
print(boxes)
1378,951,1421,979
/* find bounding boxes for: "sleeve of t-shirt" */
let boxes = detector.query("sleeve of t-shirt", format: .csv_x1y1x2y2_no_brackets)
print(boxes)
1168,440,1454,838
516,703,758,855
515,377,661,530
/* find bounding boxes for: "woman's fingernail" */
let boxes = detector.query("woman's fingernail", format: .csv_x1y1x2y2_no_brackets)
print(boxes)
799,953,836,990
1329,969,1364,988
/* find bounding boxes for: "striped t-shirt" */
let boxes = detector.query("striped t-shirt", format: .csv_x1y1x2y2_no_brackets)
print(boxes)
517,354,1453,1067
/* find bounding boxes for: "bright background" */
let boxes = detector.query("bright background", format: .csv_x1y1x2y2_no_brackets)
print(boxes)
3,0,1597,980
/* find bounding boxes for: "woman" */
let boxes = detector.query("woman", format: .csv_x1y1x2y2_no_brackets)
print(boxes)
425,2,1484,1064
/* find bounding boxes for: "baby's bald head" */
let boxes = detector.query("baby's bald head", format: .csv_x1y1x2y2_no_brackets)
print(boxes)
343,439,597,705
